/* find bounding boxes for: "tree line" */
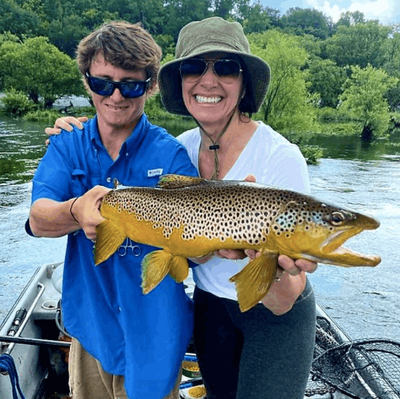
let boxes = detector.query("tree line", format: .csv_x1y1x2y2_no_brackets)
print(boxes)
1,0,400,141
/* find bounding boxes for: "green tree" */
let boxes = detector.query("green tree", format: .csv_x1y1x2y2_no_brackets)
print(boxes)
307,58,347,107
339,65,398,140
241,2,271,34
0,36,84,106
336,10,366,27
249,30,317,133
380,32,400,110
0,0,39,38
322,22,392,68
163,0,211,39
281,7,332,40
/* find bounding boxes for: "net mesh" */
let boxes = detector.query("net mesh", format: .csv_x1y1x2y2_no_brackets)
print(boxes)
305,316,400,398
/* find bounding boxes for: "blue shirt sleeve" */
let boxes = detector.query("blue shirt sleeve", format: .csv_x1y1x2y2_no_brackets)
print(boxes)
31,133,75,203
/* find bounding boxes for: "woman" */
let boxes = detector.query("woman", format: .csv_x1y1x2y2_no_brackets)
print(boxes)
47,17,317,399
158,17,317,399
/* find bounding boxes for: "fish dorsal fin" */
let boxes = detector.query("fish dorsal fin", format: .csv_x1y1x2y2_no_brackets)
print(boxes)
157,174,207,189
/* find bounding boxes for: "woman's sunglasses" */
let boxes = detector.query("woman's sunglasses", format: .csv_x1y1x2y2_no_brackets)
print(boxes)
180,59,242,84
85,72,151,98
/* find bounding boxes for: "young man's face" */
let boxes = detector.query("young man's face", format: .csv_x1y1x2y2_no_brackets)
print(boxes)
89,53,149,132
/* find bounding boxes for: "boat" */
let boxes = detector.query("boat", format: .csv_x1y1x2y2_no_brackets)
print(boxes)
1,262,399,399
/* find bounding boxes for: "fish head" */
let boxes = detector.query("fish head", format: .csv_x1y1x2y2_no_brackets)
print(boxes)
270,197,381,267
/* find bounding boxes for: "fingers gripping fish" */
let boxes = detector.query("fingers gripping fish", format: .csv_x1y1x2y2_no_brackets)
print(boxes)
94,175,381,312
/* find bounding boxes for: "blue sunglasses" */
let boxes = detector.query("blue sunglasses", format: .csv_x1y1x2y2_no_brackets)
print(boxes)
85,72,151,98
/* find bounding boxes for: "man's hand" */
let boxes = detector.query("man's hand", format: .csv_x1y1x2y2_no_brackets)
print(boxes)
71,186,111,241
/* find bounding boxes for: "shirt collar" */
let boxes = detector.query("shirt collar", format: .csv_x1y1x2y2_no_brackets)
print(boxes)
89,113,150,156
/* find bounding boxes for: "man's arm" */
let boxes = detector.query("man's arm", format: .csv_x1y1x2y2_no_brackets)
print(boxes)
29,186,110,240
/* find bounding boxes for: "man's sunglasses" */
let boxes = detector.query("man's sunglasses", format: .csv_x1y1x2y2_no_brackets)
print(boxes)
85,72,151,98
180,58,242,84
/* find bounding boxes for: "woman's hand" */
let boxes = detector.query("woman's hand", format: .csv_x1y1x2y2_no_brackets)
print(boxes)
260,255,317,316
45,116,88,144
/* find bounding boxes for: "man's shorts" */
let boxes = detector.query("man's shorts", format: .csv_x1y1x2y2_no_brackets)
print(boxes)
69,338,181,399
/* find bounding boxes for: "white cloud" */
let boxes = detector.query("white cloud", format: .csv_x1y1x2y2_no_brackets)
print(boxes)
348,0,391,20
302,0,400,23
304,0,349,22
262,0,400,24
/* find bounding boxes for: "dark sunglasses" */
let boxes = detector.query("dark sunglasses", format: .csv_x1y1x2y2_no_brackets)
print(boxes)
180,58,242,84
85,72,151,98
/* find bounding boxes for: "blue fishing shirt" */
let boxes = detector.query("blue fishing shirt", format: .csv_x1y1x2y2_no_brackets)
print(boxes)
29,114,198,398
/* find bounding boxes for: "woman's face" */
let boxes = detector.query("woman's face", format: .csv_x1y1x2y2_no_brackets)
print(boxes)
181,52,244,130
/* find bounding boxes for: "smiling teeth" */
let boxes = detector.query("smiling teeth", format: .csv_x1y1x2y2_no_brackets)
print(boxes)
195,95,222,104
107,105,128,110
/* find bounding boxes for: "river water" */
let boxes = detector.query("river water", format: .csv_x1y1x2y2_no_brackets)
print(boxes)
0,115,399,341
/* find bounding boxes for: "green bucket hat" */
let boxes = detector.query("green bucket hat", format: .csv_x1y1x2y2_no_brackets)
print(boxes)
158,17,270,116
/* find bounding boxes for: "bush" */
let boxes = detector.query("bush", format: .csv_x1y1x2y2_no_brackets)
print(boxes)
301,145,324,165
144,93,180,121
317,107,353,123
279,130,323,164
1,89,35,116
23,109,62,123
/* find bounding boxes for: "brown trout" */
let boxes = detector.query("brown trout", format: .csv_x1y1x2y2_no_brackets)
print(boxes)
95,174,381,312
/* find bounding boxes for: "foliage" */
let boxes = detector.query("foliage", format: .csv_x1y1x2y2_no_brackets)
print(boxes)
154,34,175,57
307,58,347,107
249,30,318,134
23,109,61,122
0,0,39,38
281,7,332,40
162,0,211,39
0,88,35,116
300,145,323,164
336,11,366,27
380,32,400,111
316,107,353,123
322,22,392,69
339,65,399,140
144,93,178,120
0,36,85,106
240,2,271,34
1,1,400,141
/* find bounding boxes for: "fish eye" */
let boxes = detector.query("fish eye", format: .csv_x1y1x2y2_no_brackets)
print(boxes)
330,212,345,225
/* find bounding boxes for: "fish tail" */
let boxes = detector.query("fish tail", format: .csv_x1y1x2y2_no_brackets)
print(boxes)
95,220,127,265
229,251,278,312
141,250,174,294
169,256,190,283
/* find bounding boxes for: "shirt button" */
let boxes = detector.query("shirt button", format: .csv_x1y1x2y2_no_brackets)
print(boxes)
106,177,112,183
126,152,129,157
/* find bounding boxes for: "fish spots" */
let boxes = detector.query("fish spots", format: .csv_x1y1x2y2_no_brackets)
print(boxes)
102,182,355,246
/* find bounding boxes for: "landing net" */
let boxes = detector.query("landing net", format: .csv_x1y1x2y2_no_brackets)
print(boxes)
305,316,400,398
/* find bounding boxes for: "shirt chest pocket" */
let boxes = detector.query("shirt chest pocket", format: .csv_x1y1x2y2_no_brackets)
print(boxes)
70,169,102,197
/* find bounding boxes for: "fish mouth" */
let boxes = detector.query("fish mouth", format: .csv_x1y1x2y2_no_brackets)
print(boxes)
318,224,381,267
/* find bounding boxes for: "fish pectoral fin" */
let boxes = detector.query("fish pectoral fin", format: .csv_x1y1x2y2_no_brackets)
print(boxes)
169,256,189,283
229,251,278,312
141,250,173,294
157,174,206,189
95,220,126,266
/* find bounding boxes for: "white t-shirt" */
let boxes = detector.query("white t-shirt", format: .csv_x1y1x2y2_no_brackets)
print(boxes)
177,121,310,301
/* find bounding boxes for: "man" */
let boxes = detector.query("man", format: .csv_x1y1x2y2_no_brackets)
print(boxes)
27,21,197,399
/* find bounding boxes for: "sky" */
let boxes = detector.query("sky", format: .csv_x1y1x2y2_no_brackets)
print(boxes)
260,0,400,24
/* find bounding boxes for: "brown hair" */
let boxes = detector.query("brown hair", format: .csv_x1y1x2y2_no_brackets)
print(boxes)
77,20,162,94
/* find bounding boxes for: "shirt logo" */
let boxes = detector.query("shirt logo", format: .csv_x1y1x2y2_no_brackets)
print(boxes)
147,168,163,177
